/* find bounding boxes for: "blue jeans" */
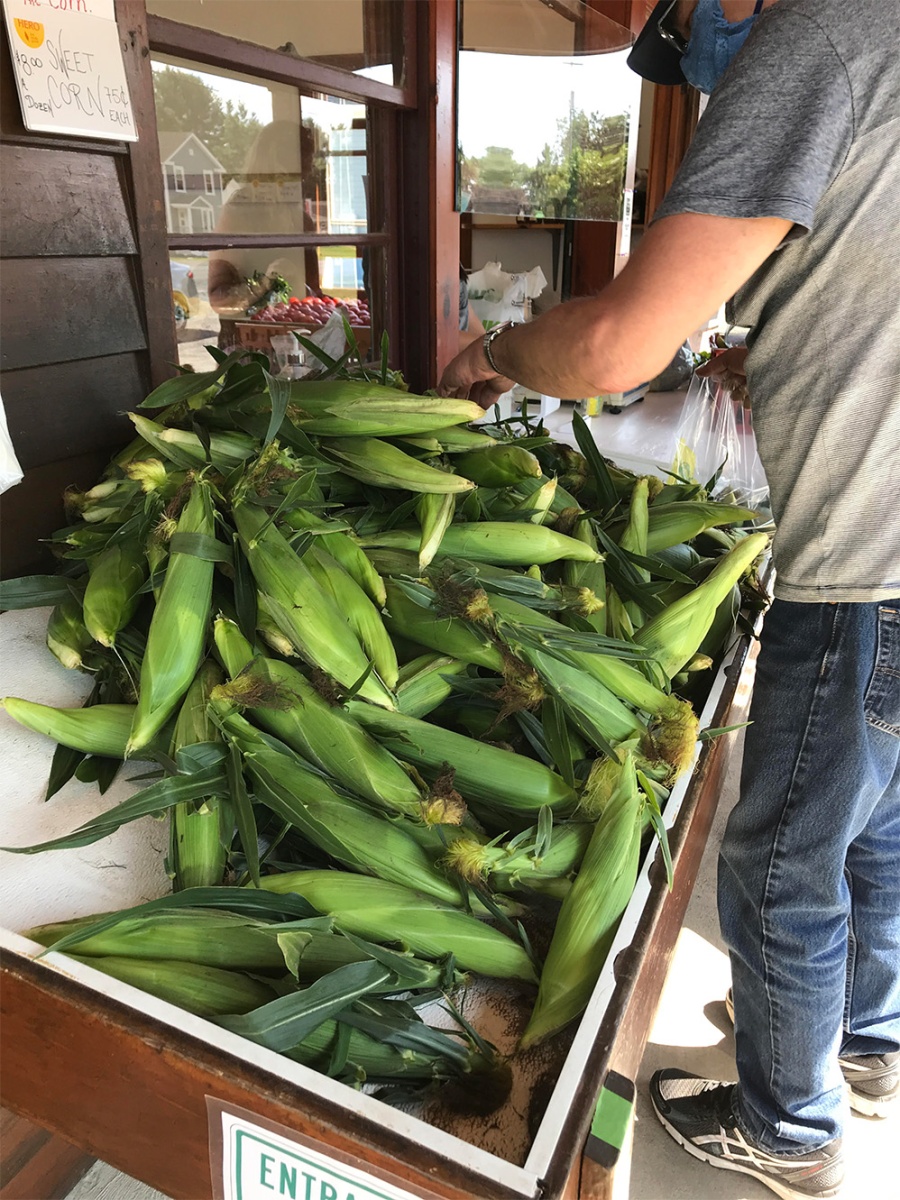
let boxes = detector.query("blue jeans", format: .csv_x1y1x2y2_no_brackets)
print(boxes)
718,598,900,1153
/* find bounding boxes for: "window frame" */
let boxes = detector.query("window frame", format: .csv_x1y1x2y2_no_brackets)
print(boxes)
172,163,186,192
202,169,216,195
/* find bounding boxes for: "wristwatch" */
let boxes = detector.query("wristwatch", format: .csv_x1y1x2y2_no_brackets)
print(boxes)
482,320,519,374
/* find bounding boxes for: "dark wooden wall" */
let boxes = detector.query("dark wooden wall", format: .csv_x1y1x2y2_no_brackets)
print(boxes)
0,5,174,579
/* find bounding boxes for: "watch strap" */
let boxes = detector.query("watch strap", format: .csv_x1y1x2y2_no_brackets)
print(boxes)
483,320,518,374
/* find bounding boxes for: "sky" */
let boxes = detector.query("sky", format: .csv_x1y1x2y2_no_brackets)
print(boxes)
457,48,640,165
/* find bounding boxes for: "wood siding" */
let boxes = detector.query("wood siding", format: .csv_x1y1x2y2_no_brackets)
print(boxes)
0,12,174,579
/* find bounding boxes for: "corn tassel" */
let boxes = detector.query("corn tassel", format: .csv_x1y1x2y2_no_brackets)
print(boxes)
252,870,537,982
520,754,645,1047
127,480,216,754
444,821,592,901
562,518,607,635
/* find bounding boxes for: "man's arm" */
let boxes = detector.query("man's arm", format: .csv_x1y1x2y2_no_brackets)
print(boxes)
439,212,792,404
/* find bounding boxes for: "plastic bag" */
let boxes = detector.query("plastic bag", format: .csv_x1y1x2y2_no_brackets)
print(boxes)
0,393,23,495
671,374,768,510
466,261,547,329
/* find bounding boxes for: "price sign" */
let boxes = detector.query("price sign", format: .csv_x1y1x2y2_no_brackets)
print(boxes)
2,0,137,141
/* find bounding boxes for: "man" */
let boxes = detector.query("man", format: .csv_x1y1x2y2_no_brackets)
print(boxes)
440,3,900,1197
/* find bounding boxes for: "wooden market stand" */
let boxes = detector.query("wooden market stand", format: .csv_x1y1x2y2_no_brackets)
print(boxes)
0,3,722,1197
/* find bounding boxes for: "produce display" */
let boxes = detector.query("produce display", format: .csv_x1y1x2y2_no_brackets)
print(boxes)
0,347,767,1106
247,295,371,328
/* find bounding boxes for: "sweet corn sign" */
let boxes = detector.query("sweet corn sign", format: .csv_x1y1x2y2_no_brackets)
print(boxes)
219,1110,426,1200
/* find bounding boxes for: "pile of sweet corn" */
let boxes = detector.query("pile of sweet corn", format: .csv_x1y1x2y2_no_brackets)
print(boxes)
0,350,767,1097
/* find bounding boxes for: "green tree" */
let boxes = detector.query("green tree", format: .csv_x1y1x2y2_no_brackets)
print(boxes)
152,66,263,178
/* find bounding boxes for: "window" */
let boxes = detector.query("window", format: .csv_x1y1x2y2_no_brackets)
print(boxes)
172,163,186,192
203,169,216,195
197,205,215,232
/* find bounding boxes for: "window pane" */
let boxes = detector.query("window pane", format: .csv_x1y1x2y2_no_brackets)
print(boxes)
152,57,372,238
170,246,382,373
147,0,405,88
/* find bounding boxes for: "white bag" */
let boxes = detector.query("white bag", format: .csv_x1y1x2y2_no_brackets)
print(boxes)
0,393,23,495
466,262,547,330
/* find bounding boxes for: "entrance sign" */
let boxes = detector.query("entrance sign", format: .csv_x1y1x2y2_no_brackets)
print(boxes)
216,1106,432,1200
3,0,137,141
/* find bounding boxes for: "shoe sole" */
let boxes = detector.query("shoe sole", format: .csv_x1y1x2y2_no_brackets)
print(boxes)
651,1102,842,1200
724,990,896,1120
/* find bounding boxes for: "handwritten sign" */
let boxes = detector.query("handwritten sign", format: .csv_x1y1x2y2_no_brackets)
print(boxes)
3,0,137,141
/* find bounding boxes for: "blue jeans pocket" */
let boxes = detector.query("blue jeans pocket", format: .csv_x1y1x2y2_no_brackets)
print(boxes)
864,604,900,737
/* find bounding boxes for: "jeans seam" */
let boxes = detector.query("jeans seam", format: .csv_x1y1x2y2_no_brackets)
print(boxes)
757,602,843,1138
843,868,856,1035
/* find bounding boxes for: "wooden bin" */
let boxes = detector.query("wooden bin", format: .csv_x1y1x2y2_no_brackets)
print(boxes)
0,611,759,1200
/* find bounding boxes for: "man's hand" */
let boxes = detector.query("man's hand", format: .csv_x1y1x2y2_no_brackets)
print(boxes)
697,345,750,407
439,335,515,408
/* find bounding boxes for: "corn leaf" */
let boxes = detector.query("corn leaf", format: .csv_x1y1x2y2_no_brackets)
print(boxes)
639,771,673,890
698,720,752,741
542,698,575,789
380,330,390,386
263,370,291,448
73,756,122,794
169,533,233,564
0,575,81,610
138,350,245,409
572,412,619,513
44,742,87,802
232,535,258,645
217,960,393,1051
228,742,260,886
339,1002,471,1067
2,765,227,855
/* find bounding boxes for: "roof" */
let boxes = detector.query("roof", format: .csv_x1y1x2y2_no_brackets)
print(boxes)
157,131,225,171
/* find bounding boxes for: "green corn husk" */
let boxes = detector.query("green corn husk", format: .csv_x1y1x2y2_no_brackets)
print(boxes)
383,582,506,673
255,600,299,657
129,414,256,474
361,522,601,566
46,591,92,670
454,444,542,488
303,544,398,690
233,501,393,709
29,908,285,972
608,501,759,553
277,927,461,990
169,661,227,891
127,480,217,754
82,539,148,648
218,710,467,902
638,532,768,679
252,870,537,982
282,508,386,606
562,518,607,636
346,702,578,826
326,438,475,495
520,754,645,1047
430,426,497,453
416,490,455,570
71,953,278,1018
396,654,470,718
212,619,447,824
617,477,650,630
444,821,592,901
1,697,135,758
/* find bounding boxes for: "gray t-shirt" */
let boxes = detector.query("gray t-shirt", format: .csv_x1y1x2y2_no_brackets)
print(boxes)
655,0,900,603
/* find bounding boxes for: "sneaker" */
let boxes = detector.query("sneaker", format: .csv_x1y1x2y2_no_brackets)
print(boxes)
650,1069,844,1200
725,988,899,1118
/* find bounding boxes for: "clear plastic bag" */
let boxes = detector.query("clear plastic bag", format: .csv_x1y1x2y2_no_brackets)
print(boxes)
671,374,768,510
0,393,23,495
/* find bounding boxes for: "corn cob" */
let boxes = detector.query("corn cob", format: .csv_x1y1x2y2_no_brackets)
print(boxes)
29,908,284,972
396,654,469,718
444,821,592,901
326,438,475,495
255,598,299,657
127,480,217,754
616,477,650,630
1,697,135,757
46,592,92,670
524,477,559,525
303,543,399,690
520,754,645,1047
562,517,607,635
252,870,537,981
361,522,601,566
170,661,227,890
233,502,393,709
454,444,542,488
608,500,758,553
638,532,767,678
71,954,278,1018
383,581,506,672
129,414,256,473
82,539,148,648
416,490,455,570
430,426,497,453
212,619,445,823
282,508,386,606
291,399,484,438
218,710,466,902
345,702,578,826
